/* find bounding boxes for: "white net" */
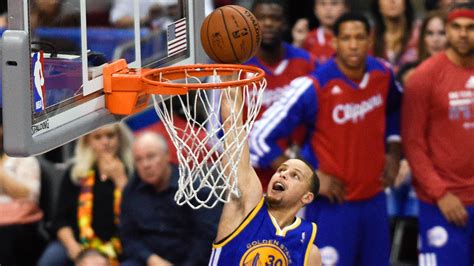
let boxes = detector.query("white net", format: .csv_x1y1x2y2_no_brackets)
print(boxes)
150,66,266,209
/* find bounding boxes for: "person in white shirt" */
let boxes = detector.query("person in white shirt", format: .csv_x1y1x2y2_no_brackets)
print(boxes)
0,116,43,266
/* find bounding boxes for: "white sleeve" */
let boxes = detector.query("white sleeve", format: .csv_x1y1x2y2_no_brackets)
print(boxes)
13,158,41,203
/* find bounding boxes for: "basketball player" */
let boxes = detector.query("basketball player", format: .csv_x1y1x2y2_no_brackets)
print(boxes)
250,13,402,265
208,78,322,265
303,0,348,64
402,2,474,264
245,0,315,189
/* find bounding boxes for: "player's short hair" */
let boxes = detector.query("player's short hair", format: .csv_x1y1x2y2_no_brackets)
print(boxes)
251,0,288,13
333,12,371,36
298,159,320,197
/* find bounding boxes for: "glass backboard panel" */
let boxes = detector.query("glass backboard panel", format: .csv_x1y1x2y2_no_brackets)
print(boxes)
2,0,205,156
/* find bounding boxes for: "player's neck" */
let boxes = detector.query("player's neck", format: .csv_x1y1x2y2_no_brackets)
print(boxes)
335,58,366,81
258,43,285,65
268,205,298,228
446,48,474,68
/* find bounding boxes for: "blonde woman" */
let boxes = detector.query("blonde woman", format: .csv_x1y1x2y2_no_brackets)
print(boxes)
38,123,133,266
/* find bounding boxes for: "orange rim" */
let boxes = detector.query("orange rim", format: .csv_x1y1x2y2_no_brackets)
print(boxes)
142,64,266,91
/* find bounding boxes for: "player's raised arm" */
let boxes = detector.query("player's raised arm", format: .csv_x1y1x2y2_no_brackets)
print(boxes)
220,79,263,203
214,75,264,242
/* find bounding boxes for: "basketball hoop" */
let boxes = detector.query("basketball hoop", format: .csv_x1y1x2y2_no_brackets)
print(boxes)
103,60,266,209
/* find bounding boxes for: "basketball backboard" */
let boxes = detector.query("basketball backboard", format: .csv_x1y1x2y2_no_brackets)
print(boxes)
2,0,206,156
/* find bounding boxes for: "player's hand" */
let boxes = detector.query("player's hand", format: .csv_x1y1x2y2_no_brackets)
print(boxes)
147,254,173,266
317,170,346,204
437,192,469,227
66,241,83,260
394,159,410,188
98,153,127,189
382,154,400,188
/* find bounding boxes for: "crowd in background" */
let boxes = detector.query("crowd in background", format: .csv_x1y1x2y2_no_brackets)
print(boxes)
0,0,473,265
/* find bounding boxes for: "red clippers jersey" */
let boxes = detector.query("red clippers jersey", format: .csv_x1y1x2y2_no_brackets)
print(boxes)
251,57,402,200
311,58,396,200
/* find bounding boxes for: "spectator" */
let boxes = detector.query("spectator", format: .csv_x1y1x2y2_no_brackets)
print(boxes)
30,0,79,29
120,132,220,266
371,0,419,73
245,0,315,189
110,0,214,29
292,18,310,48
38,123,134,266
75,249,110,266
302,0,348,64
250,13,402,265
402,2,474,264
0,114,43,266
417,10,448,61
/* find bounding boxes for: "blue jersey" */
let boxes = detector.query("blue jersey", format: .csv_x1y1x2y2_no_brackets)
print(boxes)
209,198,317,266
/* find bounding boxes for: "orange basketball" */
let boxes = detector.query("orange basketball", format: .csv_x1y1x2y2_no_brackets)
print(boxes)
200,5,261,64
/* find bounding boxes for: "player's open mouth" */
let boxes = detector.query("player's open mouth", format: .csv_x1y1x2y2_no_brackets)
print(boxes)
272,182,285,192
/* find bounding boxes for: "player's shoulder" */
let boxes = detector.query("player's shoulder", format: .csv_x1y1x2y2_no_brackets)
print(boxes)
311,58,342,88
244,56,259,66
288,76,316,92
404,53,444,90
300,218,317,229
284,43,311,62
295,218,318,237
366,56,393,74
414,52,445,74
404,54,444,90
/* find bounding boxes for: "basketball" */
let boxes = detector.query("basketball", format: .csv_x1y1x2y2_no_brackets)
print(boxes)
200,5,261,64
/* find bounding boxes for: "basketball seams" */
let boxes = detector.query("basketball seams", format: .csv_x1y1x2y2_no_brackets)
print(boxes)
219,8,240,63
200,5,259,64
227,5,255,62
205,12,225,63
